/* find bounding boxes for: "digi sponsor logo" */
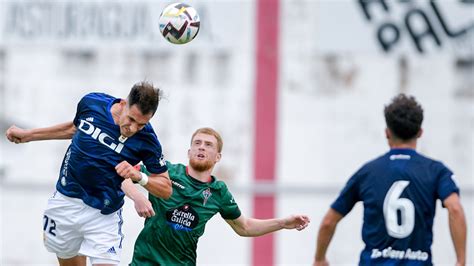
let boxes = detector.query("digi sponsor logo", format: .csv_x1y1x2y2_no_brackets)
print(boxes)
166,204,199,232
78,119,124,154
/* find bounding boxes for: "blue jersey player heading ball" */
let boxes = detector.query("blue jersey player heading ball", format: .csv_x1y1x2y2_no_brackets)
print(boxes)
313,94,467,266
5,81,172,266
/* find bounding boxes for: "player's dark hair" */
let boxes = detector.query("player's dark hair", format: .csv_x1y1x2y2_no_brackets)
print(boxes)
127,81,161,116
384,94,423,141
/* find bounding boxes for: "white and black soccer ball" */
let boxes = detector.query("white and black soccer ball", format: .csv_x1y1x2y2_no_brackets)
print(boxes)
158,3,200,44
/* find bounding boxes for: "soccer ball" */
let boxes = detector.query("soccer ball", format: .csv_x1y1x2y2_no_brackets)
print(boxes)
158,3,200,44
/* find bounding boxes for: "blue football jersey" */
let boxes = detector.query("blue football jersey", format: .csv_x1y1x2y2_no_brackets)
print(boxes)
331,148,459,265
56,92,168,214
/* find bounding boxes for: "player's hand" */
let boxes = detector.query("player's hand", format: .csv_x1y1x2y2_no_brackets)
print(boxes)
5,125,30,143
133,195,155,218
282,214,310,231
115,161,141,182
313,259,329,266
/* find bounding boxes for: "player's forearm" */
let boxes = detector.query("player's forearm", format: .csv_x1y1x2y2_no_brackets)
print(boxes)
449,205,467,265
144,174,172,199
121,179,143,201
315,209,340,262
314,224,336,261
239,218,284,237
28,122,76,141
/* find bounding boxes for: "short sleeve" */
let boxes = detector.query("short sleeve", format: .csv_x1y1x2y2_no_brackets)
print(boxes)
436,163,460,204
140,129,167,174
330,170,362,217
219,183,241,220
73,95,88,126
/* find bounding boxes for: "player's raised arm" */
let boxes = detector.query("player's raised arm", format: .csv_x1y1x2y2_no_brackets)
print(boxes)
225,214,310,237
5,122,76,143
115,161,172,199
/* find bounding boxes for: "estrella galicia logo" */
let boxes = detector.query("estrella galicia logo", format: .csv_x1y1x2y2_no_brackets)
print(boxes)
166,204,199,232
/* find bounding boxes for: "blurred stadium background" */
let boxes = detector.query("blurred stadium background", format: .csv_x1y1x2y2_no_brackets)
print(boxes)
0,0,472,265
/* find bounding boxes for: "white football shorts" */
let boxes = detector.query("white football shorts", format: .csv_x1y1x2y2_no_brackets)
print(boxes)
43,191,124,265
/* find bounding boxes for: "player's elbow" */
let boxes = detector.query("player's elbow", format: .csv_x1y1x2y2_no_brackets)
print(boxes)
148,178,172,199
237,232,250,237
319,220,333,232
67,125,77,137
320,216,337,232
235,228,251,237
448,203,465,220
161,178,173,199
232,220,252,237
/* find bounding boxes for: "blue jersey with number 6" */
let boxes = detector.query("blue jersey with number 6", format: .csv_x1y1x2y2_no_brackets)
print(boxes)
331,148,459,265
56,92,167,215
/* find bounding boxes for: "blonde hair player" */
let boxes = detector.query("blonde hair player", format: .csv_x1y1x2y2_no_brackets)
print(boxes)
130,127,311,265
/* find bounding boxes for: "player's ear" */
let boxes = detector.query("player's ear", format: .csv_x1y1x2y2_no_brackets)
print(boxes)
187,149,191,159
119,99,127,108
215,153,221,163
385,128,391,139
416,128,423,139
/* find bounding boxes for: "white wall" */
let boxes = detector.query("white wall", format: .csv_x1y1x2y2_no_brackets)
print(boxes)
1,0,472,265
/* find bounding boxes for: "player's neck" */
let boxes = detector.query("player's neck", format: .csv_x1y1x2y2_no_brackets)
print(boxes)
389,140,417,150
110,103,122,125
386,128,421,150
187,166,213,183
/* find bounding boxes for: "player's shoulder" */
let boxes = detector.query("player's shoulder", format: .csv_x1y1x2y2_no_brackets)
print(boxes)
210,177,231,192
351,152,397,180
413,151,440,163
414,152,451,172
82,92,114,101
166,161,184,169
141,122,156,134
135,123,159,146
357,153,387,174
79,92,115,106
165,161,186,177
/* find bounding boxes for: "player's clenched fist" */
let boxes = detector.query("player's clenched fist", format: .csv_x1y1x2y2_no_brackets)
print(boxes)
5,125,30,144
115,161,141,182
133,195,155,218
